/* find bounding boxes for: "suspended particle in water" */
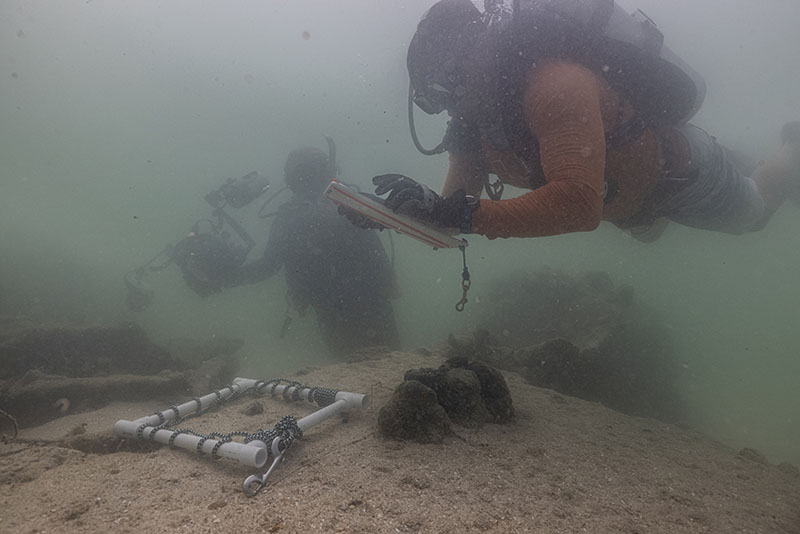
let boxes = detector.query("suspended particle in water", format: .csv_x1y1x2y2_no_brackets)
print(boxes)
302,30,311,41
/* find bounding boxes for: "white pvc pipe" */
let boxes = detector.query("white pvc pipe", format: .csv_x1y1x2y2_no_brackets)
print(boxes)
132,383,245,427
113,378,370,469
297,398,349,431
231,377,371,415
114,419,268,468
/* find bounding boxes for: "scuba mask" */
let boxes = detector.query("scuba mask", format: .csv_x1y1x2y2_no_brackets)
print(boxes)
407,0,485,116
283,138,338,198
407,0,498,156
407,15,485,115
410,53,467,115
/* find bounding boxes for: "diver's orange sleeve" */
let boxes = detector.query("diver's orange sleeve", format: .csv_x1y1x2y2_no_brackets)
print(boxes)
471,62,607,238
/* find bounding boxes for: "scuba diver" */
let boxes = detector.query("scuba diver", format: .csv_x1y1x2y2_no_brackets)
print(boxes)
345,0,800,242
227,144,400,357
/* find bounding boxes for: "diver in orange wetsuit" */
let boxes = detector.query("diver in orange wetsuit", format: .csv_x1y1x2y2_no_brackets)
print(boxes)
348,0,800,242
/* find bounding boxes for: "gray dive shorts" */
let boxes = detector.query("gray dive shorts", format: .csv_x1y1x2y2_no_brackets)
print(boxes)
652,124,765,234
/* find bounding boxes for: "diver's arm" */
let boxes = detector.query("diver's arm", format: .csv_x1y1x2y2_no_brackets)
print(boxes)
231,252,282,286
442,151,487,198
226,216,287,286
471,61,607,239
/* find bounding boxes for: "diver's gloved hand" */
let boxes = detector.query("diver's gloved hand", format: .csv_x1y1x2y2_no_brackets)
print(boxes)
372,174,477,232
337,194,387,231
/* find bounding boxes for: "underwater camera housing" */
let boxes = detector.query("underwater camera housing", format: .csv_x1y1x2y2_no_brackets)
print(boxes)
205,171,270,209
171,228,250,297
125,172,269,310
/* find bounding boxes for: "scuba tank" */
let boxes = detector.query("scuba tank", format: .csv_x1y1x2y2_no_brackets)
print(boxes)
407,0,706,153
499,0,706,127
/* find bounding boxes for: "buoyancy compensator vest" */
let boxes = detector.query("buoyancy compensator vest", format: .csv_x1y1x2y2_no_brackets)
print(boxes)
408,0,706,196
492,0,705,126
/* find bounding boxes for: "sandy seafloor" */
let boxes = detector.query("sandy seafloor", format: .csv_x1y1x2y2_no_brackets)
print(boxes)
1,350,798,534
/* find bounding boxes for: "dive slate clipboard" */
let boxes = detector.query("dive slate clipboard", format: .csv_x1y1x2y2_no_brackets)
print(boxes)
325,181,467,250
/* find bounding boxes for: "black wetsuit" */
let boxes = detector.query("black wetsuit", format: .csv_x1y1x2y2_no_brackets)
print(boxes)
236,197,399,356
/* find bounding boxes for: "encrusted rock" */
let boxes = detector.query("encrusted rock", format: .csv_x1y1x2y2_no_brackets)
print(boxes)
448,268,686,423
524,338,582,391
401,358,514,429
377,380,451,444
462,360,514,423
404,367,442,393
0,321,175,378
437,368,489,427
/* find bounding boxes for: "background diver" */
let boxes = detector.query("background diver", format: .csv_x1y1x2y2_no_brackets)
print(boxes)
225,144,401,358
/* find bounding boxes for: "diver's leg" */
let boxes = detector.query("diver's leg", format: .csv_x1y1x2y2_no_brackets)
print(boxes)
751,121,800,222
314,307,350,358
655,124,765,234
333,302,400,355
375,301,400,349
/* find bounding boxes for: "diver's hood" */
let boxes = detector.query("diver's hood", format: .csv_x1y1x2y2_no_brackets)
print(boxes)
408,0,485,115
284,138,338,198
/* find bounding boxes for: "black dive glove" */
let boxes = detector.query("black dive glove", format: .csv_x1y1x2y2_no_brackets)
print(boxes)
337,192,388,231
371,174,477,233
